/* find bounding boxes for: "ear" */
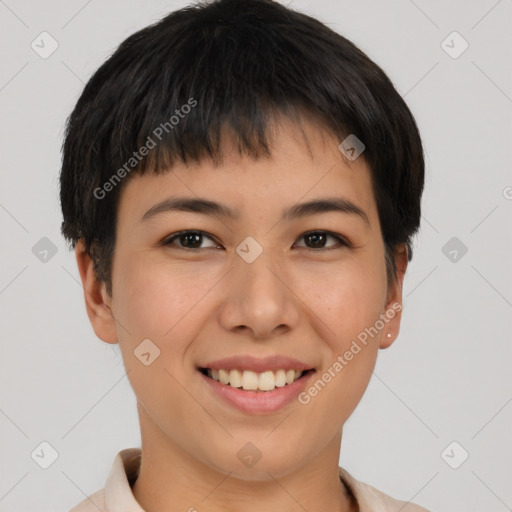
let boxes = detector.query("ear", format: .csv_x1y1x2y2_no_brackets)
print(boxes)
379,244,408,349
75,239,118,344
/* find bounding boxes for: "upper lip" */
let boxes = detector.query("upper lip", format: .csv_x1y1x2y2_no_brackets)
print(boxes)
199,355,314,373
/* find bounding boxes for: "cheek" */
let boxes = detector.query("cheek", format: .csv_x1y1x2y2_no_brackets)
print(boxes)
111,257,211,418
304,257,387,341
111,256,225,405
296,271,385,437
295,254,386,409
114,255,217,342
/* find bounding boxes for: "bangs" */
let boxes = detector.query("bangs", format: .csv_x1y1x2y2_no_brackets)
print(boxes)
86,10,359,180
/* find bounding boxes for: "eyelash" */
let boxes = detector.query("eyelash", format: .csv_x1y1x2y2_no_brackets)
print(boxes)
160,230,351,251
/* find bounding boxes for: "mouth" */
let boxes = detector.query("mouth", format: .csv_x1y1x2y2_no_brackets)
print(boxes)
198,367,315,393
196,354,317,413
198,365,316,414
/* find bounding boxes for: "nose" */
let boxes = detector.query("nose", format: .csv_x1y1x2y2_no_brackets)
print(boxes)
218,248,301,340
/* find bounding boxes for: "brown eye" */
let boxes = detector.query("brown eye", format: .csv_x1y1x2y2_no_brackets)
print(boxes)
295,231,349,250
162,230,219,250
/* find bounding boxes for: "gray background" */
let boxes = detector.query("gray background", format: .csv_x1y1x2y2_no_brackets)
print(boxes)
1,1,511,511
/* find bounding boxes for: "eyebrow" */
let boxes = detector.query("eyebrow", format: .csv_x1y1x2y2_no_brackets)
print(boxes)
140,196,370,225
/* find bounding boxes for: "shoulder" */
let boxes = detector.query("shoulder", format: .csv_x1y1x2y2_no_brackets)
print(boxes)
68,488,106,512
339,467,432,512
67,447,143,512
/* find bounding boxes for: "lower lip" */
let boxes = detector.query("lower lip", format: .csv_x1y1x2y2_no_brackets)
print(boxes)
198,370,315,414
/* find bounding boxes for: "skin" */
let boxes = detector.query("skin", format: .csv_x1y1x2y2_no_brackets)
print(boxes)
75,116,408,512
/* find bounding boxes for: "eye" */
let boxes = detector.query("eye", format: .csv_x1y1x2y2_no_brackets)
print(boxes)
161,230,221,250
294,230,350,250
160,230,350,251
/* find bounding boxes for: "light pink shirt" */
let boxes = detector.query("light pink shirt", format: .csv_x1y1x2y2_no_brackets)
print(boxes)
69,448,431,512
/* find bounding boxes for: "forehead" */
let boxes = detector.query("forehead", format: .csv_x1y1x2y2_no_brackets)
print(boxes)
117,118,377,228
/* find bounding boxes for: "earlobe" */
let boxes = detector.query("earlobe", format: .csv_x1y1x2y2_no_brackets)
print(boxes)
379,303,402,349
380,244,408,349
74,240,118,344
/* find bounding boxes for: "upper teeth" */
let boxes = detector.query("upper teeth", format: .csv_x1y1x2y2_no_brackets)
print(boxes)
206,368,304,392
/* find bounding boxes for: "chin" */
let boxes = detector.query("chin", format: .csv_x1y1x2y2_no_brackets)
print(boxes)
203,446,306,481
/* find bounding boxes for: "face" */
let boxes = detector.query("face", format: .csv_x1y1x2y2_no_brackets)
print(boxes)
79,117,406,480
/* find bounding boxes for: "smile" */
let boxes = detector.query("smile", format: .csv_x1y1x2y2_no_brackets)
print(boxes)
199,367,312,392
198,367,316,414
